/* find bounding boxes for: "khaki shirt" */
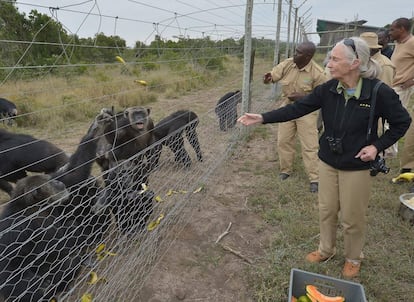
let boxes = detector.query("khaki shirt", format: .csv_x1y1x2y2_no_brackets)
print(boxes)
270,58,327,104
372,51,395,86
391,35,414,86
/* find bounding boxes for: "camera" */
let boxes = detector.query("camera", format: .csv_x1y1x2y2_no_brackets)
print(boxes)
370,157,390,176
326,136,343,154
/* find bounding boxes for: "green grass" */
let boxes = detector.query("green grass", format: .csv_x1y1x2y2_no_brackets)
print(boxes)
243,132,414,301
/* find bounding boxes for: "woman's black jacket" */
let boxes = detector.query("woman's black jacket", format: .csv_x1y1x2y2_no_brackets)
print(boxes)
261,78,411,171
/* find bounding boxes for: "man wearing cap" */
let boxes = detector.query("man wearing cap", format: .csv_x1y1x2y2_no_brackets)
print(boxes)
360,32,397,157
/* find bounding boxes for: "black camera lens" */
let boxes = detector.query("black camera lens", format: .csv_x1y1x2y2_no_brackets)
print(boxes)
370,157,390,176
326,136,343,154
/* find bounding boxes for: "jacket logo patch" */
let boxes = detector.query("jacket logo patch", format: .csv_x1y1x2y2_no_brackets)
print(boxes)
359,103,370,108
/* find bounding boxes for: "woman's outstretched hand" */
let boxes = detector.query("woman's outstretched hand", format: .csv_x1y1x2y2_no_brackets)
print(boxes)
237,113,264,126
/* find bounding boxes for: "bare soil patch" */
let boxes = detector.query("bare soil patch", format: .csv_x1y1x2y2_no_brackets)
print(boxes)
137,121,279,301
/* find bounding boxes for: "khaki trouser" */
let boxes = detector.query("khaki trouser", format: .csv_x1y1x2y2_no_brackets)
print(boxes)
394,86,414,169
318,161,372,261
393,85,414,109
277,111,319,182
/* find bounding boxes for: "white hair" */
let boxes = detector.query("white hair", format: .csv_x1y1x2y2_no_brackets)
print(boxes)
323,50,331,67
336,37,381,79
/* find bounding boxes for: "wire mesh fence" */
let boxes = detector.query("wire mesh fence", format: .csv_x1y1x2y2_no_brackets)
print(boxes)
0,1,309,300
0,85,276,301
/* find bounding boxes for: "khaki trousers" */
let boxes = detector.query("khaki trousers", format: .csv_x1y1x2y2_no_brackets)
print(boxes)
277,111,319,182
318,161,372,261
394,86,414,170
393,85,414,109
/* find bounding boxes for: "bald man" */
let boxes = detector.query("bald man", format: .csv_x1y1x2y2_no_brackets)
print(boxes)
263,41,327,192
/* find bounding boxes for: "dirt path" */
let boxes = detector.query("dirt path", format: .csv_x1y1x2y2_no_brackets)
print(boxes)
137,95,280,301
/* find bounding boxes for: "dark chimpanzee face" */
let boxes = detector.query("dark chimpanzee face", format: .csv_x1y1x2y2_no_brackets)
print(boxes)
12,174,69,214
124,107,151,131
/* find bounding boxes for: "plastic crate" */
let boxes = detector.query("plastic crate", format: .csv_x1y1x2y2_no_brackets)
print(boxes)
288,268,367,302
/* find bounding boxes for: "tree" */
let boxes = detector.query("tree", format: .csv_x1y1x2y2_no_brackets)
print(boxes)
0,1,31,67
25,10,71,65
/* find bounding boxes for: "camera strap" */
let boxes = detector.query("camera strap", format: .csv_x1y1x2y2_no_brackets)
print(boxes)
366,80,383,144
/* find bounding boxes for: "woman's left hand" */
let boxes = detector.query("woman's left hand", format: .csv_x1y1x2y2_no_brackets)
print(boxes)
237,113,264,126
355,145,378,162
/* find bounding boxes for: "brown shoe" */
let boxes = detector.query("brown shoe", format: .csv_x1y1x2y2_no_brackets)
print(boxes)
342,260,361,278
305,250,334,263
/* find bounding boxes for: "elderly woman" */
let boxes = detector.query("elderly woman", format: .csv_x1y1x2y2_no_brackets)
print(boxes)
238,37,411,278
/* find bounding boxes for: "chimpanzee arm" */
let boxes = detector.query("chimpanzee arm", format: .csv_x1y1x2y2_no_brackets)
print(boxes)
52,111,112,188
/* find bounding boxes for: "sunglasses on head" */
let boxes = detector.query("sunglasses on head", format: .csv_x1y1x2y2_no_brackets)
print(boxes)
343,38,359,58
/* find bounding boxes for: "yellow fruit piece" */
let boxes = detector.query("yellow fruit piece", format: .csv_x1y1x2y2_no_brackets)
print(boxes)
134,79,148,86
147,221,157,231
306,293,317,302
115,55,126,64
155,195,163,202
95,243,105,254
192,186,203,193
306,285,345,302
87,272,99,285
392,172,414,183
166,189,179,196
80,293,93,302
147,213,165,231
95,243,116,260
297,295,312,302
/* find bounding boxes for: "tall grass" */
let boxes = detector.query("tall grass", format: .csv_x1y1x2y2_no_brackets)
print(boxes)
0,55,241,131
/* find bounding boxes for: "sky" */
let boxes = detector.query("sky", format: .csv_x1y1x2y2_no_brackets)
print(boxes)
14,0,414,47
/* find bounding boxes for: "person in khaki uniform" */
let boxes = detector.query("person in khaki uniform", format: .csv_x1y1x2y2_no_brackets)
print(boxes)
389,17,414,174
360,32,397,157
360,32,395,86
263,41,327,193
390,18,414,108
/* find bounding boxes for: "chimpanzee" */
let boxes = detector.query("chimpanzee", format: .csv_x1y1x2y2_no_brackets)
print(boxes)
95,159,155,235
94,106,157,235
0,129,69,196
215,90,242,131
152,110,203,168
96,106,155,173
0,112,112,302
0,98,17,126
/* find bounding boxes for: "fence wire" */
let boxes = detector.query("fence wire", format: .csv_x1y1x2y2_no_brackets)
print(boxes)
0,85,276,301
